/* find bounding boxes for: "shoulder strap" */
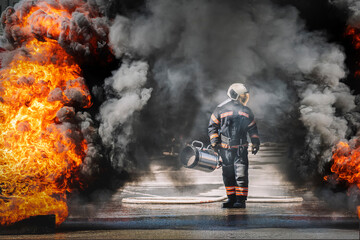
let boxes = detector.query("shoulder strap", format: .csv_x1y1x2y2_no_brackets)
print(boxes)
217,99,231,108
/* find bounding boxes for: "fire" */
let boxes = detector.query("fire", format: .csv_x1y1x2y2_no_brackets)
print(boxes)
329,141,360,187
346,26,360,77
0,1,94,226
346,26,360,48
327,141,360,216
329,26,360,217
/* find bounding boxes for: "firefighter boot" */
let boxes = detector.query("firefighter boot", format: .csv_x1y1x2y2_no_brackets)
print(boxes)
233,196,246,208
222,195,236,208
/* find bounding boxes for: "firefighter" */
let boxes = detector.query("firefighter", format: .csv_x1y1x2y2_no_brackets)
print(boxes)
208,83,260,208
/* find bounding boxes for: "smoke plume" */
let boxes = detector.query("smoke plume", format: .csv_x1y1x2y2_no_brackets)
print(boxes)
97,59,152,172
106,0,355,184
2,0,360,221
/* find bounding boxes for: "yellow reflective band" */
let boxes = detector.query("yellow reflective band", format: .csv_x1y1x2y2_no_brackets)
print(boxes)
236,193,248,196
210,133,219,140
220,111,233,118
211,114,220,125
238,111,249,118
248,120,256,127
221,143,229,148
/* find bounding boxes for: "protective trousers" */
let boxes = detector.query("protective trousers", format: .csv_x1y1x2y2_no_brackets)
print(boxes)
219,147,249,200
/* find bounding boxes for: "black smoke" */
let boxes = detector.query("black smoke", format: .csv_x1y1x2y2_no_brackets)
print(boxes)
101,0,360,211
2,0,360,215
79,0,360,209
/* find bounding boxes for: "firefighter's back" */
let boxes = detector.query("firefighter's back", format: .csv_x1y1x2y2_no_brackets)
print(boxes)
216,100,253,147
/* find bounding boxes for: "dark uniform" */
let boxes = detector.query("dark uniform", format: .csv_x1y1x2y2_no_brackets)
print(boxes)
208,99,260,205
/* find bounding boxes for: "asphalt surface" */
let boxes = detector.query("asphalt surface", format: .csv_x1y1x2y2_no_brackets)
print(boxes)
1,143,359,239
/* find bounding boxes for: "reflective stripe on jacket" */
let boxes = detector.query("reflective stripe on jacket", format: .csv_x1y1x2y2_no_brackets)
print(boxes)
208,99,260,148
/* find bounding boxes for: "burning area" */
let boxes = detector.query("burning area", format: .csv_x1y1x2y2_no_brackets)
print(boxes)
0,0,111,226
0,38,87,225
3,0,360,228
322,1,360,216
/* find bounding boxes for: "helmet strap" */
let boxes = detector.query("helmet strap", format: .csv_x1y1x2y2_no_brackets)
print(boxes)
239,93,249,105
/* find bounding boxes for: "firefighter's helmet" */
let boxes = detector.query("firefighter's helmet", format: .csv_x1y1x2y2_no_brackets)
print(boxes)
227,83,249,105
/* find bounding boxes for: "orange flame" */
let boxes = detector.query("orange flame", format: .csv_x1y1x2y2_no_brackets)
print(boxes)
0,3,92,226
327,141,360,217
339,25,360,217
346,26,360,77
330,142,360,187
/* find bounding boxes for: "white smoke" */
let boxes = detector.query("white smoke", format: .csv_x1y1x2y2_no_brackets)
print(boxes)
332,0,360,25
107,0,355,179
98,59,152,171
108,15,130,58
2,0,353,185
0,0,358,208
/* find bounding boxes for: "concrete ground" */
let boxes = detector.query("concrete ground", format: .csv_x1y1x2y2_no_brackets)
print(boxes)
1,143,359,239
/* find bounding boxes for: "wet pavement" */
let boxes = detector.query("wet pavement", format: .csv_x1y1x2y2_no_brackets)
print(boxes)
1,143,359,239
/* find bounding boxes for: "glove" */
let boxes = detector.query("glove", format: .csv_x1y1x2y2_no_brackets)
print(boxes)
216,157,223,169
211,143,220,153
252,144,259,155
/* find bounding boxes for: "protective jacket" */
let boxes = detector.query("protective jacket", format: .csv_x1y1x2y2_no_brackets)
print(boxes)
208,99,260,202
208,99,260,149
